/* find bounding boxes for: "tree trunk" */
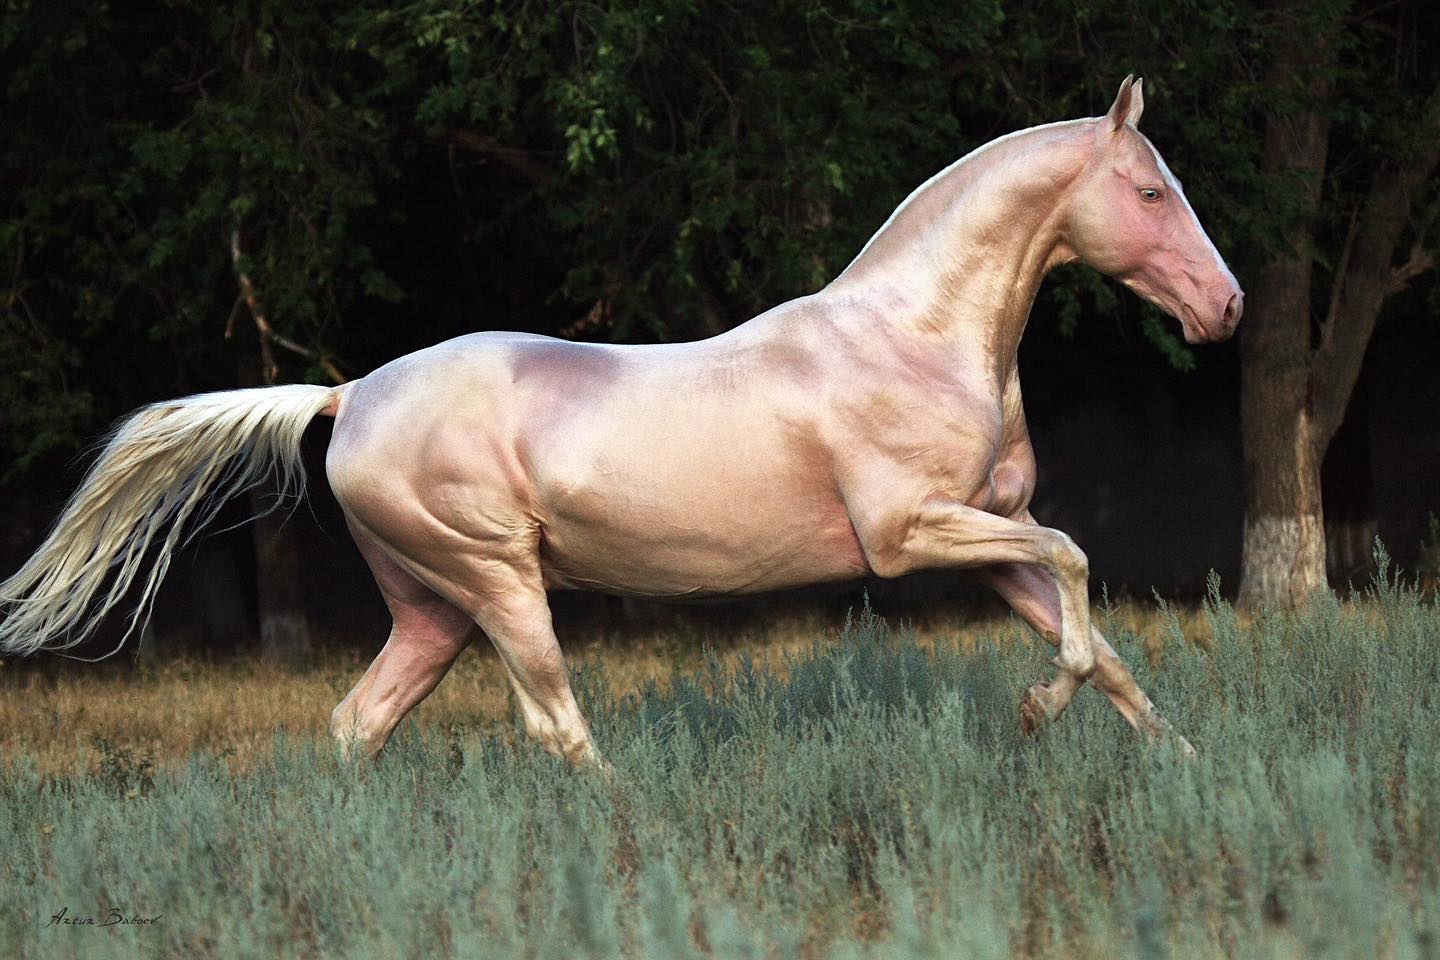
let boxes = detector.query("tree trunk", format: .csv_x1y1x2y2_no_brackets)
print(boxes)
249,484,313,662
1239,49,1440,608
234,355,314,662
1237,23,1334,609
1239,398,1328,608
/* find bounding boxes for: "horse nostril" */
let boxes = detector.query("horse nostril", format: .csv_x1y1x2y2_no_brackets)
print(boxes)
1224,292,1243,328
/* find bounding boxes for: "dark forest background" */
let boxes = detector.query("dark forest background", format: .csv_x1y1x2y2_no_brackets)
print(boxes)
2,0,1437,659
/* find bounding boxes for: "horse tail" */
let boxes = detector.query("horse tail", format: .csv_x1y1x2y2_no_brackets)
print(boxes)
0,383,342,658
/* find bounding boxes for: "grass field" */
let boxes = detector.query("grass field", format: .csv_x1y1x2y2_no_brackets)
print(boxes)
1,566,1437,958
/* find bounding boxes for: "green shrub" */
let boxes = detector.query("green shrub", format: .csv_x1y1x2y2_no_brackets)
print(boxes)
4,574,1439,958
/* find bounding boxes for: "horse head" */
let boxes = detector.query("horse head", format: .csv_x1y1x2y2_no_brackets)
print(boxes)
1061,75,1243,343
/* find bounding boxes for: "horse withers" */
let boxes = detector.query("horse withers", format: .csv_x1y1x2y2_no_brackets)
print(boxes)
0,76,1241,765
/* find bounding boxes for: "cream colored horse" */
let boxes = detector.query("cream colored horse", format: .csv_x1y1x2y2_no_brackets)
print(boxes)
1,77,1240,765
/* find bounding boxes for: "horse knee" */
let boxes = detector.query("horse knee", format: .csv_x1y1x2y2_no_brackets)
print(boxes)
1046,531,1088,583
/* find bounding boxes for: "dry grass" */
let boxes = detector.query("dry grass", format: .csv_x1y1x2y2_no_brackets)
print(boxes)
0,598,1215,777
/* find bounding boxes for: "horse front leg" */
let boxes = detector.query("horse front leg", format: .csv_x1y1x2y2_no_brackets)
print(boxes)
976,561,1195,754
855,496,1096,721
476,586,606,771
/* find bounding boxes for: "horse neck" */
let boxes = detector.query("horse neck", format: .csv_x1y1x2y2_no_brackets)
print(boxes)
829,121,1091,379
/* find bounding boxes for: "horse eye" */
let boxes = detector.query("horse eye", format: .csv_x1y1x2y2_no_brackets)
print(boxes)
1139,187,1163,203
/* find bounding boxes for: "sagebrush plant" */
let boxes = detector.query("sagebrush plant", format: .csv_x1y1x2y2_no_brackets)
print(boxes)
3,573,1439,959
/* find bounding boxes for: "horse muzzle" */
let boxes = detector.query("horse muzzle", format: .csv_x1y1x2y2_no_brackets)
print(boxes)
1181,288,1242,343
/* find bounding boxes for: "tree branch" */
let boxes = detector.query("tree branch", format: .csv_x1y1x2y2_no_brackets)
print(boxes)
229,230,348,385
1391,245,1436,291
1389,194,1440,293
1310,80,1440,445
1320,203,1360,342
423,127,553,188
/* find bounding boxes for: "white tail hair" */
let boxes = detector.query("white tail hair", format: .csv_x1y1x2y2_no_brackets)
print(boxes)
0,384,337,658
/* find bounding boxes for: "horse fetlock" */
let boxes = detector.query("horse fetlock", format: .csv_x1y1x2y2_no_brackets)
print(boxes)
519,707,597,768
552,720,598,766
568,740,609,775
534,729,597,769
1053,642,1095,679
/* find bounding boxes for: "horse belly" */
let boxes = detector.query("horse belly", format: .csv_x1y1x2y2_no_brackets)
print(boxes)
535,471,869,598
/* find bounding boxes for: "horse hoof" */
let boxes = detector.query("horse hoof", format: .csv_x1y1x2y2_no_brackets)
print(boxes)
1019,683,1054,736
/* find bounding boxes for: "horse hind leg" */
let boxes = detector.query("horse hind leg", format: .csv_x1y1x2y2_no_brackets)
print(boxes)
336,514,602,769
330,527,476,761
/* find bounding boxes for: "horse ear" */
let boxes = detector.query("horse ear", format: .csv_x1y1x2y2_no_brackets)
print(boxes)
1105,74,1143,132
1126,77,1145,127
